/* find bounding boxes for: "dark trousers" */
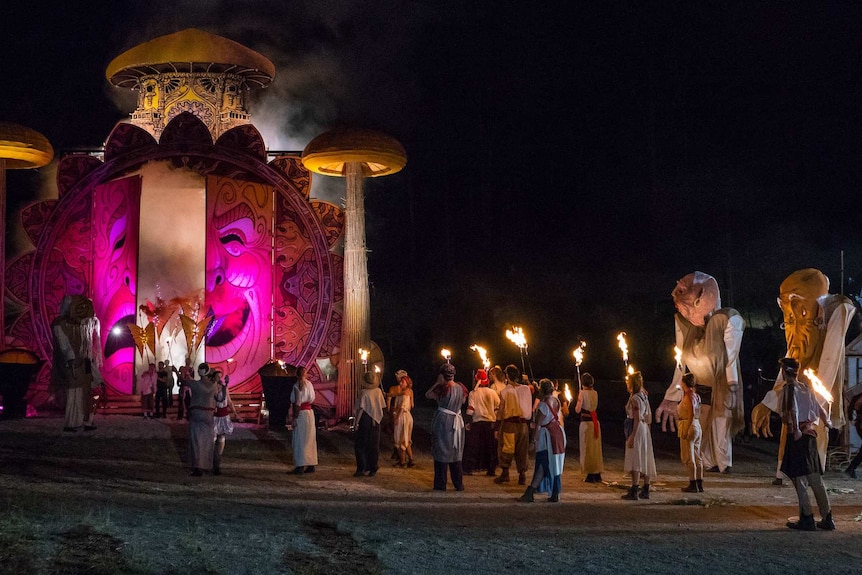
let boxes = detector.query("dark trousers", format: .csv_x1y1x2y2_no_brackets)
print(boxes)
849,447,862,471
463,421,498,473
355,412,381,473
154,386,169,417
176,385,188,419
434,460,464,491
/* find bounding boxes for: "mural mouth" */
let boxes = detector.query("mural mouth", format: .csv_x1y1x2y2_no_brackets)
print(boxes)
105,314,136,358
206,302,251,361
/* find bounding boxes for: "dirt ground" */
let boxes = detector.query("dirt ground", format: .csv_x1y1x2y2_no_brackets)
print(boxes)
1,407,861,575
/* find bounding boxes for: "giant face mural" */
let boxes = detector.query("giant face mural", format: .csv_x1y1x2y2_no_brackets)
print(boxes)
205,176,272,385
9,115,344,407
93,177,141,394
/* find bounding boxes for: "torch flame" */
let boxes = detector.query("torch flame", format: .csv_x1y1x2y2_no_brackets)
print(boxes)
440,348,451,360
674,346,682,370
564,383,573,403
803,368,833,404
617,332,629,363
505,326,527,349
470,345,491,370
358,348,369,363
573,340,586,366
374,365,381,373
627,364,635,375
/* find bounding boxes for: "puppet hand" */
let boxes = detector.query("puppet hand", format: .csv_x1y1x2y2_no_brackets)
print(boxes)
656,399,679,433
751,403,773,438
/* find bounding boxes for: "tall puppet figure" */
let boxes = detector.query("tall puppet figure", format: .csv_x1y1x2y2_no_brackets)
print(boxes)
656,272,745,473
752,269,855,482
49,295,104,432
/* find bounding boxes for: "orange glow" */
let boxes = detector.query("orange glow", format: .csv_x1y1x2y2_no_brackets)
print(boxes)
617,332,629,363
803,368,833,403
573,340,586,366
505,326,527,349
470,344,490,370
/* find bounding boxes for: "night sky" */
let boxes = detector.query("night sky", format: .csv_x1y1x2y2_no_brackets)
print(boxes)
3,2,862,385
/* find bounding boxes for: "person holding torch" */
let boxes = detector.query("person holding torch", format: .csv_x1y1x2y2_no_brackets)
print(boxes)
575,373,603,483
778,357,835,531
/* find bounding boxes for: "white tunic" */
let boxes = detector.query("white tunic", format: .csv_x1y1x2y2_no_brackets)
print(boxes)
623,391,657,478
290,380,318,467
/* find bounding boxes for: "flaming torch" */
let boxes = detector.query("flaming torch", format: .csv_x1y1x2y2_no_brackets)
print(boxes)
803,368,833,409
564,383,573,403
470,345,491,370
358,348,369,372
505,326,533,380
573,339,586,390
440,348,452,364
617,332,630,377
674,346,683,372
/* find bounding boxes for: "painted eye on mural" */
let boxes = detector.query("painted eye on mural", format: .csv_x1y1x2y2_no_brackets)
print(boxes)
219,231,246,256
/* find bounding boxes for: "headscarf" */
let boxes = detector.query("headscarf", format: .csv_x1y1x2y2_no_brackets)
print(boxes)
474,369,489,386
439,363,456,381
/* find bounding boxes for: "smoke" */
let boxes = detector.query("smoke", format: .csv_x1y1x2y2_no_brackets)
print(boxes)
108,0,438,151
137,162,206,305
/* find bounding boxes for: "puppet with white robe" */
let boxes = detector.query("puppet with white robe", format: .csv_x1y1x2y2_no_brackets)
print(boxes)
656,272,745,473
49,295,104,430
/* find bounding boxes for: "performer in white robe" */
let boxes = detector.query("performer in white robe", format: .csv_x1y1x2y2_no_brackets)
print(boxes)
391,370,415,468
623,371,657,500
187,363,218,476
290,366,318,473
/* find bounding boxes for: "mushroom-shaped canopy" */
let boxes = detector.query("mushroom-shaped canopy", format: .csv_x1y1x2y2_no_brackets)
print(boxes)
0,122,54,169
106,28,275,89
302,128,407,178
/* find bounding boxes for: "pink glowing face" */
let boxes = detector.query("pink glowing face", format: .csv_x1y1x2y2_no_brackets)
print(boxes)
205,177,272,386
92,177,140,394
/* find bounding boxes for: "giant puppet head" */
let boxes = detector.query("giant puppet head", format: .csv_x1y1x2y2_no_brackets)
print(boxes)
778,268,829,369
671,271,722,327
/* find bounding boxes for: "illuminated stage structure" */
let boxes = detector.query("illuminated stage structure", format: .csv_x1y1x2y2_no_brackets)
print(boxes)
5,29,347,413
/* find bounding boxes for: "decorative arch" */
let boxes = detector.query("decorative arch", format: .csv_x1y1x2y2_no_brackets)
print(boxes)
10,113,343,408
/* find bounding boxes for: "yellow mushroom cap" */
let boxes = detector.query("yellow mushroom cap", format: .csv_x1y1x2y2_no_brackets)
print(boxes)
106,28,275,89
302,128,407,177
0,122,54,169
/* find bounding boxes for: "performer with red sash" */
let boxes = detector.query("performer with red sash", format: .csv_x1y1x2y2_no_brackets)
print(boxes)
290,366,318,474
575,373,603,483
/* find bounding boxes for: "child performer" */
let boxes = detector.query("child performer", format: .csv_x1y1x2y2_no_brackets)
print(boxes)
679,373,704,492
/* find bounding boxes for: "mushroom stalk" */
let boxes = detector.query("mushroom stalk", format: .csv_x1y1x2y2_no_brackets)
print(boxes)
338,161,371,417
0,159,6,349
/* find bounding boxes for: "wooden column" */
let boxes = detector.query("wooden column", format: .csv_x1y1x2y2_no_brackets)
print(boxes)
337,162,370,418
0,159,6,351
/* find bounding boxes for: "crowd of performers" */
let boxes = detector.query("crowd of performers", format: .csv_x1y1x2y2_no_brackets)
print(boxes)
45,266,856,532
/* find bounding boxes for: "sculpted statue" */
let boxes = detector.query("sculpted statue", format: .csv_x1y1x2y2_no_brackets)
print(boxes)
656,272,745,473
751,269,855,479
49,295,104,432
